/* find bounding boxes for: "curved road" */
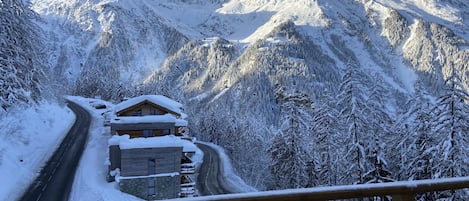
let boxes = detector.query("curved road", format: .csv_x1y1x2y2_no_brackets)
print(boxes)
19,101,91,201
196,143,234,196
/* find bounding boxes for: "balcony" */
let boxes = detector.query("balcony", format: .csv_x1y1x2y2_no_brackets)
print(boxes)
181,163,196,174
180,175,196,198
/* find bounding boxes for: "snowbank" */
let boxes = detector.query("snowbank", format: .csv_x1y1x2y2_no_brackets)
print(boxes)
0,101,75,201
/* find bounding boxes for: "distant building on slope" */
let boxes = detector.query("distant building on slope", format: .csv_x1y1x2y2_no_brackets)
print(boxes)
106,95,197,200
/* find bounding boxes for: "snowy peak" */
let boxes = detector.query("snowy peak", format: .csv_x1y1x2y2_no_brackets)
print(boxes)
206,0,328,42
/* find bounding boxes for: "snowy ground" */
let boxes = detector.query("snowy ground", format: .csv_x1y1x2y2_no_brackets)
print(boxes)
0,101,75,201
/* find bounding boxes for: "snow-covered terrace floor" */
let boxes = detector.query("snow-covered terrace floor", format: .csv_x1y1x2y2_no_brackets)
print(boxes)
168,176,469,201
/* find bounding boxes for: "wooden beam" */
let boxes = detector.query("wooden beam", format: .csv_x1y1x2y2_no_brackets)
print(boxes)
167,177,469,201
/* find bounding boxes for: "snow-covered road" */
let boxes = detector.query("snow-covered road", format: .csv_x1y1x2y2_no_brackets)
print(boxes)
196,143,233,195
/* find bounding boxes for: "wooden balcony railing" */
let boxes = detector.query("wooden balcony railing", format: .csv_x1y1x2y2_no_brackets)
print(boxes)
181,163,196,174
180,175,196,198
173,176,469,201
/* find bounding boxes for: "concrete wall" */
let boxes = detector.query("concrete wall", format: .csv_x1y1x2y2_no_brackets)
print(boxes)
120,147,182,177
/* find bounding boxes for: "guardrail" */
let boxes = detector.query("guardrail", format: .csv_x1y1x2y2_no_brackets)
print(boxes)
176,176,469,201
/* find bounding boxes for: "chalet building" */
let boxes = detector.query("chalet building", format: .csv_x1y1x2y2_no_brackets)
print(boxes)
107,95,197,200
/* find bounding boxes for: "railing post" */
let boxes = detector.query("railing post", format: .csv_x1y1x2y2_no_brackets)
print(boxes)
393,194,414,201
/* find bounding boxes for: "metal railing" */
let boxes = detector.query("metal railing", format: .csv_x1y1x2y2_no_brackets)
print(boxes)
174,176,469,201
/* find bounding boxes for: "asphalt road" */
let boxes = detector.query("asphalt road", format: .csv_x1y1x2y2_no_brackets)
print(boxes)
196,143,234,196
18,101,91,201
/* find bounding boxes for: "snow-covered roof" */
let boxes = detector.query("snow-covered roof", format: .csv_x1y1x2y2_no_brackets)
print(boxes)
179,137,198,152
110,114,188,126
108,135,197,152
175,119,188,127
114,95,186,118
111,114,175,124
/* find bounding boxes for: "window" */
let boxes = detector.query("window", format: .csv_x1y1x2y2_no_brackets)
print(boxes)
148,178,156,196
148,159,156,175
143,130,153,138
163,129,170,135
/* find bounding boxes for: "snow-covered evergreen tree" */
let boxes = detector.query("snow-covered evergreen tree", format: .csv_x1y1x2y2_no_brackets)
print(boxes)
0,0,45,110
310,93,339,186
336,61,369,185
430,69,469,199
389,83,440,200
268,91,314,189
363,75,395,186
404,85,436,181
431,70,469,176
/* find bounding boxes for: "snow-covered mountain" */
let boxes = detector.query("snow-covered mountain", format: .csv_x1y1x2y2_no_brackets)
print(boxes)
29,0,469,98
4,0,468,197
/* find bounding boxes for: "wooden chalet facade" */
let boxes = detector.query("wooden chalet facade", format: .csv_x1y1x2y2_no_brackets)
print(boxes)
107,95,196,200
110,95,188,138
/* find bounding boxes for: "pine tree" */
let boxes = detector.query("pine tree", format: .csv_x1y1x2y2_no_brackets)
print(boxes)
363,75,395,186
268,91,313,189
430,69,469,199
410,102,437,201
431,70,469,177
311,94,339,186
336,61,369,185
390,83,439,200
0,0,45,110
405,86,436,181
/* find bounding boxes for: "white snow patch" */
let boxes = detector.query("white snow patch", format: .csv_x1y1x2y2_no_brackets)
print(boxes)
189,92,209,102
209,88,230,104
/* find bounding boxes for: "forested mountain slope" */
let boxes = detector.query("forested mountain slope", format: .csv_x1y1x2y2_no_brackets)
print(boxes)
22,0,469,198
1,0,45,110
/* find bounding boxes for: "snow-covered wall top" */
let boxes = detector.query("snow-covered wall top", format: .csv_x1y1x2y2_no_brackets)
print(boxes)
108,134,197,152
110,113,188,127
